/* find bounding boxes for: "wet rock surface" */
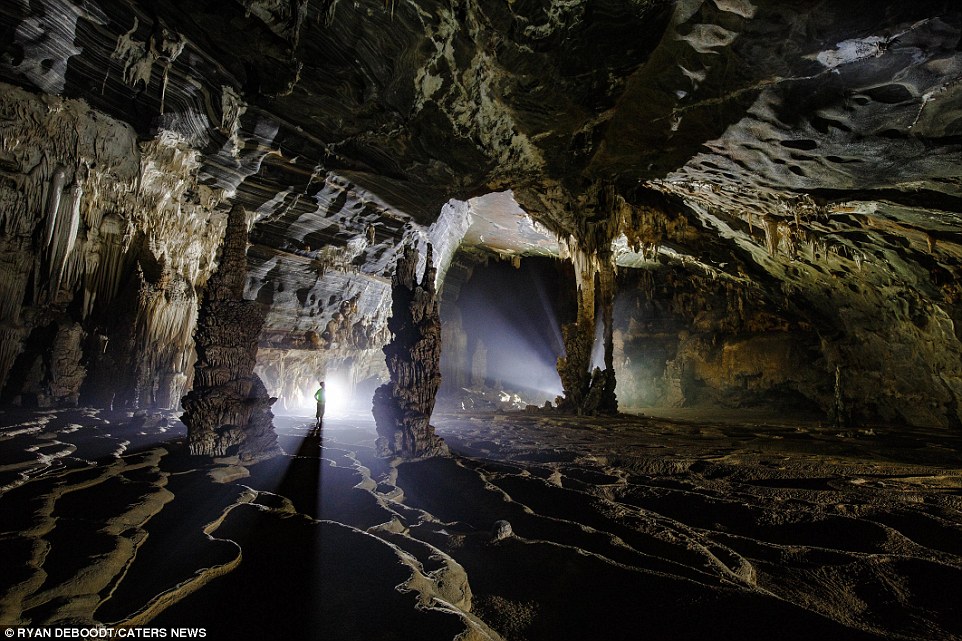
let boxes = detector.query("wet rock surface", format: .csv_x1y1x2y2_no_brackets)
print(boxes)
1,408,960,639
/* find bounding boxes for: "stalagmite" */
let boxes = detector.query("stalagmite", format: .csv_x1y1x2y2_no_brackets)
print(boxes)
373,242,447,459
182,204,279,460
593,260,618,414
555,238,597,413
832,365,848,428
554,185,622,416
47,323,86,405
470,339,487,387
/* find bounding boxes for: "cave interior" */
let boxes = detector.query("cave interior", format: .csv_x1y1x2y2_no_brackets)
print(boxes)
1,0,962,639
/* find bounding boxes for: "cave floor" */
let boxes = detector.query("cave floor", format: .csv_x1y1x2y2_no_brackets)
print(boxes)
1,408,961,641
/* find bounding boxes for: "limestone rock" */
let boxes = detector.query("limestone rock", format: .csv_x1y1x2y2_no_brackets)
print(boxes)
491,520,513,543
2,0,962,429
373,243,447,459
182,204,279,460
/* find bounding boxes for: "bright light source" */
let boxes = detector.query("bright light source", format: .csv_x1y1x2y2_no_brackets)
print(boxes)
446,255,568,406
321,377,350,417
288,375,349,419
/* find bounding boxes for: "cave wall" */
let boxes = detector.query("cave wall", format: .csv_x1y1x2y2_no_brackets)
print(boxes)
1,0,960,430
611,214,962,428
0,83,227,409
771,234,962,428
737,214,962,429
613,267,826,414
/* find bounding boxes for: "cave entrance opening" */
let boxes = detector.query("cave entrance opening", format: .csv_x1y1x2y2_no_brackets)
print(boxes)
438,253,576,410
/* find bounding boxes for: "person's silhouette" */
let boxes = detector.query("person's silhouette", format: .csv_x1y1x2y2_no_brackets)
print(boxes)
312,381,326,436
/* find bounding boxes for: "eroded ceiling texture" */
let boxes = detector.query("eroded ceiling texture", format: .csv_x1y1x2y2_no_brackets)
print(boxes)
1,0,961,429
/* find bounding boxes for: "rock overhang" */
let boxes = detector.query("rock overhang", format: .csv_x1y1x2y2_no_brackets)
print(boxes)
2,0,962,425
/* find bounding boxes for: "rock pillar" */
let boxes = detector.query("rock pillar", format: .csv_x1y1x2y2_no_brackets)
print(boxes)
181,204,279,460
440,307,468,394
556,241,618,415
373,243,447,458
588,260,618,413
556,308,594,412
470,339,487,388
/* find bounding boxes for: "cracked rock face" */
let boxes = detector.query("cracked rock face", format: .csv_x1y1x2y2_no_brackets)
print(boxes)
0,1,961,428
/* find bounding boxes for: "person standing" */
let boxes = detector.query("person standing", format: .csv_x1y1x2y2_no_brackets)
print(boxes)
312,381,326,435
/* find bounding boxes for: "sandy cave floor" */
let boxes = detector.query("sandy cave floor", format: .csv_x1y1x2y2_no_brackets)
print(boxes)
1,408,962,640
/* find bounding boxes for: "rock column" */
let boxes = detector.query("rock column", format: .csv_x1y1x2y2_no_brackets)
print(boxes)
556,241,618,415
556,299,594,412
373,243,447,458
181,204,279,460
589,259,618,414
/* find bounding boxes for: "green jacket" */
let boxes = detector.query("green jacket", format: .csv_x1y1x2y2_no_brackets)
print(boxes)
314,388,325,404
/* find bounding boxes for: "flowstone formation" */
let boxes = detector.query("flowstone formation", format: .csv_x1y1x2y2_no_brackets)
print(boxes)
182,204,278,460
373,243,447,459
0,83,228,410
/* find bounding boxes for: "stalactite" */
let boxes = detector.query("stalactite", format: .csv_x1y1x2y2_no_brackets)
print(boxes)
83,227,126,319
555,237,595,412
135,131,228,290
42,166,67,247
0,83,239,411
543,182,634,415
130,264,199,408
0,83,144,396
46,179,83,296
785,223,800,261
762,216,781,256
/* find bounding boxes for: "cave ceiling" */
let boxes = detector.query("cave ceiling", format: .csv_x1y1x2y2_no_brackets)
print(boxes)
2,0,962,364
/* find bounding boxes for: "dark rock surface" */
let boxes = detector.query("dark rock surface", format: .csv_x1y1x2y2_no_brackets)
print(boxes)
373,243,447,458
2,408,960,639
0,1,962,429
5,2,962,637
181,204,278,460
